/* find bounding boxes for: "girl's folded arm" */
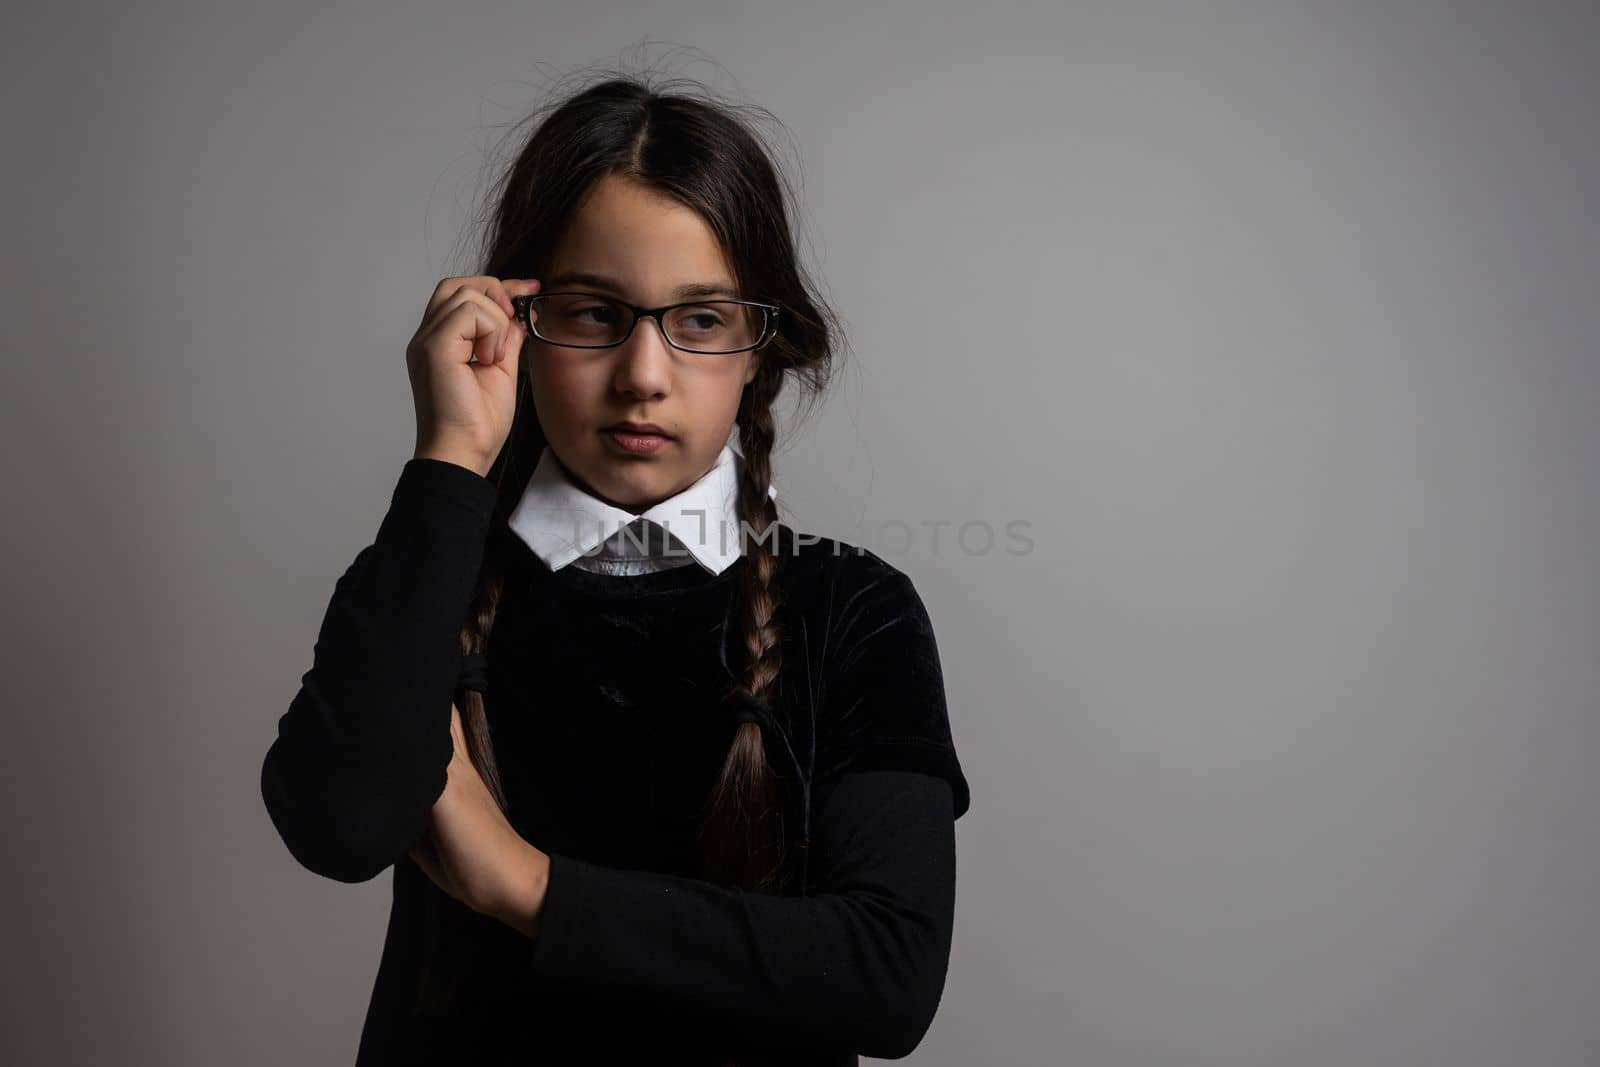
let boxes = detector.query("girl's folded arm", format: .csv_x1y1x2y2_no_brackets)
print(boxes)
520,768,959,1060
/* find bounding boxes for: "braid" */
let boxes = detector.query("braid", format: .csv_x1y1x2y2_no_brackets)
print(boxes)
456,569,510,813
451,428,537,818
692,364,798,893
732,388,784,701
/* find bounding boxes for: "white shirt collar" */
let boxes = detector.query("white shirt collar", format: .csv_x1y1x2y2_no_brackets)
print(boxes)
507,443,778,576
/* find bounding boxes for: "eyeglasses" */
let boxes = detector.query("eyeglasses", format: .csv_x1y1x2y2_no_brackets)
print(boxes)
511,292,781,355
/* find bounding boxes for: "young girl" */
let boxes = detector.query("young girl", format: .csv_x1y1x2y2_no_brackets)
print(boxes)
261,74,971,1066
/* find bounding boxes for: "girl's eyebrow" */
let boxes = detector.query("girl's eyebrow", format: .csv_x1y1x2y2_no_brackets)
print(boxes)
543,270,739,301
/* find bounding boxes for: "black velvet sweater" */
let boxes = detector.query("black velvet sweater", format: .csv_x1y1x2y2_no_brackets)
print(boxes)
260,458,972,1064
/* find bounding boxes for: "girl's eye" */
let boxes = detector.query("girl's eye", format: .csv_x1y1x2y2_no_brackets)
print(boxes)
679,310,726,332
566,303,619,324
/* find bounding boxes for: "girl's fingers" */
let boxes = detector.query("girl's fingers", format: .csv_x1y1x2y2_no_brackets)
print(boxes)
430,295,505,368
495,278,541,364
482,277,518,322
422,275,510,331
420,282,502,364
429,276,540,367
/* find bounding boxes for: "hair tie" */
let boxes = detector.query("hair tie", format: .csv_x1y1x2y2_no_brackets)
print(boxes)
457,651,489,694
729,688,772,727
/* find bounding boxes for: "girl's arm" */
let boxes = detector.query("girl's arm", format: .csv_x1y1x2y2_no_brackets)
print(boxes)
260,457,497,883
515,768,959,1061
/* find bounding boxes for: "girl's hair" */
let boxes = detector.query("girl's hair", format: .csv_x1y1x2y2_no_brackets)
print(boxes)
451,69,842,902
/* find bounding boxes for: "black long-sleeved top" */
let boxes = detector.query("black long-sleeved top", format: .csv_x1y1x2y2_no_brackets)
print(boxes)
260,458,972,1064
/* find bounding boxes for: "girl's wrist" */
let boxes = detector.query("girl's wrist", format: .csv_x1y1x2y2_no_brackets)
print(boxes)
413,447,491,479
500,841,551,940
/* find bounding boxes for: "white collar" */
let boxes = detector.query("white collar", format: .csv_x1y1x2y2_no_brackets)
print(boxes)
507,442,777,576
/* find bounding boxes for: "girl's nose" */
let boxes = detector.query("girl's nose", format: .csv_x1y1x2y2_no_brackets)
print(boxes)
611,318,675,397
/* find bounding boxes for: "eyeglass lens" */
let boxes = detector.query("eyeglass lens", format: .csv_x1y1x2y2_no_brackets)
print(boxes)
529,294,766,353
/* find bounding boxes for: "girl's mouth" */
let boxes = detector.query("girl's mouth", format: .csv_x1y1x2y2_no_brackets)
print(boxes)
602,428,672,455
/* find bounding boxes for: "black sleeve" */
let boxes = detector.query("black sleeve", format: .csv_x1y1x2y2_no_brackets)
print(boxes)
259,457,499,884
814,550,971,820
521,769,959,1061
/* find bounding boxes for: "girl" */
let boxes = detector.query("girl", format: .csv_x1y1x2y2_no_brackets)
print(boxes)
261,73,970,1066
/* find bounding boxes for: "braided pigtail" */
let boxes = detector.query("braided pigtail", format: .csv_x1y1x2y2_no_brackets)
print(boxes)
693,363,800,892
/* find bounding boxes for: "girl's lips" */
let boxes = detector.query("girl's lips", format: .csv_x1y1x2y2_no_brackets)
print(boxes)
602,420,674,437
603,428,672,455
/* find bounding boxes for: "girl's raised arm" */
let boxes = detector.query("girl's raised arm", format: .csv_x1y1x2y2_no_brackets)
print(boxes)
262,274,526,883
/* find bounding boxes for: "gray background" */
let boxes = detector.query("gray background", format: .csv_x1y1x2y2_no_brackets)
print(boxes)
2,3,1596,1064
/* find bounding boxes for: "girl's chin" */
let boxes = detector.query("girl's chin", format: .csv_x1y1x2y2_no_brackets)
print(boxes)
579,457,687,511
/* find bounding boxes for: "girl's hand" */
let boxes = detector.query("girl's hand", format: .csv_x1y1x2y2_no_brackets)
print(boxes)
408,704,549,935
407,275,541,478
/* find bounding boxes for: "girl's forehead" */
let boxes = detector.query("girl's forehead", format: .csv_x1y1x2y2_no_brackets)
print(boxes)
539,267,741,304
552,176,737,277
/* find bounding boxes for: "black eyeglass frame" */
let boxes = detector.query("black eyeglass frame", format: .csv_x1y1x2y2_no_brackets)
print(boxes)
511,292,782,355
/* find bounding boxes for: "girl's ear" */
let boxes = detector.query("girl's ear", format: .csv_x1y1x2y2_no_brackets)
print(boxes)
742,351,761,386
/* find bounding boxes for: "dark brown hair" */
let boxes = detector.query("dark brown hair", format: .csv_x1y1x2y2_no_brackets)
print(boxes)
450,68,842,905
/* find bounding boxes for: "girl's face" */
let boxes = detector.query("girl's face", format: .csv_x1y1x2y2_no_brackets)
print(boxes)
527,173,761,514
